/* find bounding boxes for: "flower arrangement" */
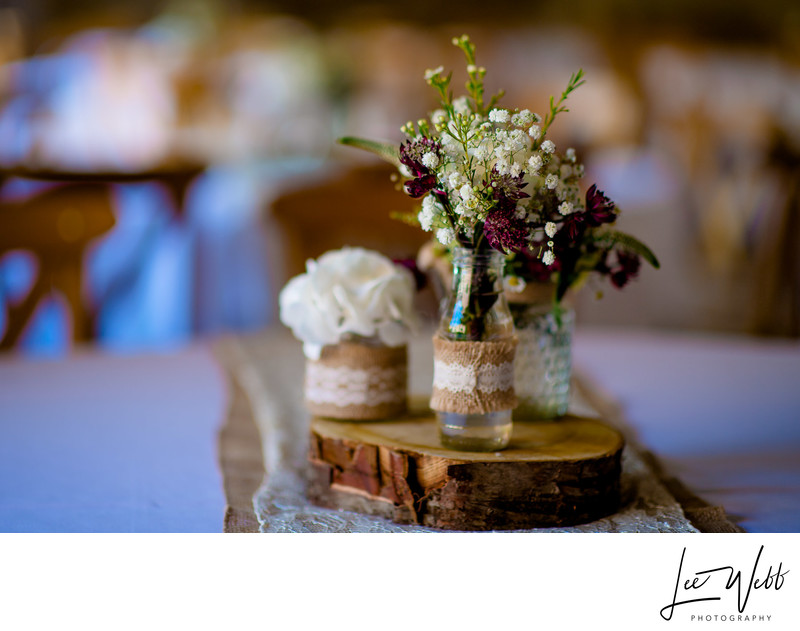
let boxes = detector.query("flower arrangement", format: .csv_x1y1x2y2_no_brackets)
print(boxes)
340,34,659,305
279,247,418,359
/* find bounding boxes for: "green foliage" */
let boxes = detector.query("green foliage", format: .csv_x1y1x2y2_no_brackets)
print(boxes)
337,137,401,168
596,230,661,269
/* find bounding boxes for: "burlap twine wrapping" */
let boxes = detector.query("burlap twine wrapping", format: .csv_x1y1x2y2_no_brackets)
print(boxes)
305,341,407,420
430,335,518,415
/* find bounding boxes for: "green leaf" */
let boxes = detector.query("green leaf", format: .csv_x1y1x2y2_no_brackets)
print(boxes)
389,210,420,227
599,230,661,269
337,136,401,168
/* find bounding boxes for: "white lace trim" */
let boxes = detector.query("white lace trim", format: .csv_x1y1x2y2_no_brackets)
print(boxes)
433,360,515,394
305,363,405,406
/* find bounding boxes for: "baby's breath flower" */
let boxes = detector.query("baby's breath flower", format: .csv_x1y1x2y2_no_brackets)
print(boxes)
453,96,470,115
541,139,556,154
431,109,447,124
489,108,510,123
566,147,576,162
424,66,444,82
558,201,573,215
422,152,440,169
532,112,542,123
527,124,541,140
545,174,559,190
418,206,435,231
527,154,543,174
542,250,556,266
515,205,527,220
467,64,477,73
545,221,557,238
448,171,465,189
511,109,535,128
436,227,455,245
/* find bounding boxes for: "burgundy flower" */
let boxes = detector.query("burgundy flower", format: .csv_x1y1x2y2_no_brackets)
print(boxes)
399,138,441,176
404,174,437,198
585,184,617,226
484,206,529,253
560,214,586,240
487,169,529,213
609,251,641,288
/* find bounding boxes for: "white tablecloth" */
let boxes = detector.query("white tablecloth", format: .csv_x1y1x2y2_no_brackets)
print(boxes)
0,345,227,532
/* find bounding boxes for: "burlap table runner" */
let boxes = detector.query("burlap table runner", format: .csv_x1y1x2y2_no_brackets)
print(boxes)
213,331,742,533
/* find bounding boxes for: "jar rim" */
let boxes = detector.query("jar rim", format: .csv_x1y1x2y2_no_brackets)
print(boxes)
451,246,505,265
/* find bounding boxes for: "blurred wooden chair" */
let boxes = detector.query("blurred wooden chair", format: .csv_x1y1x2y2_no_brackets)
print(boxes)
270,163,430,281
269,162,439,319
0,182,115,349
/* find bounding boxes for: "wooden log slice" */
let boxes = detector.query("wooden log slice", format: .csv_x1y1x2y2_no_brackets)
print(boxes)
308,403,624,531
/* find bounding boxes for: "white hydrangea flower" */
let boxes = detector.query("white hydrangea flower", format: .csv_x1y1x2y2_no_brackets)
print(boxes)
527,153,543,174
511,109,535,128
542,250,556,266
545,221,557,238
545,174,559,189
424,66,444,81
489,108,510,123
436,227,455,245
541,139,556,154
528,124,541,140
422,152,439,169
279,247,417,359
558,201,573,215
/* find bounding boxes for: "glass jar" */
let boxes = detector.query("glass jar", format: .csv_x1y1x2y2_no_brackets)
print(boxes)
432,247,517,451
511,303,574,420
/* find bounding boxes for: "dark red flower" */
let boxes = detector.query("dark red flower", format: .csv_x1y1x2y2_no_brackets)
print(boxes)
484,206,529,253
404,174,437,198
585,184,617,226
609,251,641,288
399,138,441,177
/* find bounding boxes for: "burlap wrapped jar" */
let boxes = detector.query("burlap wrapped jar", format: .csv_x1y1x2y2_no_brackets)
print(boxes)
304,340,408,420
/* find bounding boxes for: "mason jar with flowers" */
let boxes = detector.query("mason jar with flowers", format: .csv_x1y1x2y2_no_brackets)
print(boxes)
279,247,418,421
340,35,658,446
